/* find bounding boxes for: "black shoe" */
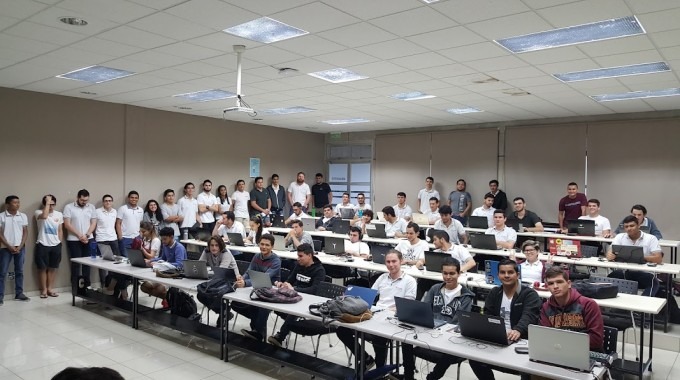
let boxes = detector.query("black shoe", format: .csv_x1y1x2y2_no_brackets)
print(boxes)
15,293,29,301
241,329,263,341
268,333,284,347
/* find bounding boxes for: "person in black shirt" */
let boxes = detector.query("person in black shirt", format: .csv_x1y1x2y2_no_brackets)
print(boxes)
489,179,508,211
311,173,332,215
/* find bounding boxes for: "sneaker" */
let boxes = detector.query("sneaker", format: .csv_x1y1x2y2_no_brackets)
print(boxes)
0,300,4,306
267,333,284,347
15,293,29,301
241,329,263,341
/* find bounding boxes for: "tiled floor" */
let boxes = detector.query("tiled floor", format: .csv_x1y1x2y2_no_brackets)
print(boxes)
0,292,678,380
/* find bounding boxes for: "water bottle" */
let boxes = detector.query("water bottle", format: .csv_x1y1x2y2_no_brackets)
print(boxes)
89,239,97,259
182,229,189,240
358,209,363,218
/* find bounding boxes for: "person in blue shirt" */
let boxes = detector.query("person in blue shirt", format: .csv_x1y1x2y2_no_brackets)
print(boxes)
147,227,187,269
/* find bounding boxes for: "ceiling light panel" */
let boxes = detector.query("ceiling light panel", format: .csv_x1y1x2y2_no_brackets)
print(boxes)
56,65,135,83
261,106,316,115
591,88,680,102
173,89,236,102
308,68,368,83
321,118,371,125
554,62,670,82
495,16,645,53
390,91,436,101
223,17,308,44
447,107,483,114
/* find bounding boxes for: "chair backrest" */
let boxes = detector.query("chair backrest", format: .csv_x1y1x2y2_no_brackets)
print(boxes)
590,276,638,294
236,260,250,276
316,281,346,298
602,326,618,355
580,245,599,258
312,239,322,252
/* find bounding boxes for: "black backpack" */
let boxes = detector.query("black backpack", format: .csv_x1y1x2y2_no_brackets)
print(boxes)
196,277,234,313
166,287,200,320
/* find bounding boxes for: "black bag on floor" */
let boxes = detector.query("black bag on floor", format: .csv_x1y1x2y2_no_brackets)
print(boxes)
197,277,234,313
167,287,200,320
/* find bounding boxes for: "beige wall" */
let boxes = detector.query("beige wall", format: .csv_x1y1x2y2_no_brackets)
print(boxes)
0,87,324,295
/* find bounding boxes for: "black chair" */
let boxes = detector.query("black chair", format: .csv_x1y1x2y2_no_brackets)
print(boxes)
603,325,618,356
591,276,639,363
411,348,466,380
312,239,323,252
236,260,250,276
569,245,599,280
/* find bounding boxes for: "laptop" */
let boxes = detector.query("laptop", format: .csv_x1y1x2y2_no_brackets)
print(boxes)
370,244,390,264
302,218,316,231
183,260,209,280
191,228,212,242
469,233,497,250
485,260,522,285
611,245,646,264
528,325,595,372
457,311,511,346
548,237,582,258
332,219,351,235
339,208,356,220
568,219,595,236
468,216,489,229
271,214,285,228
99,244,117,261
424,251,448,273
248,270,273,289
365,223,387,238
345,285,378,307
227,232,253,247
273,236,287,250
324,236,346,255
212,267,238,282
127,249,148,268
505,219,520,232
411,213,429,225
394,297,448,329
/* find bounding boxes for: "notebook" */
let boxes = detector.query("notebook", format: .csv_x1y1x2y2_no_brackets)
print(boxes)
424,251,449,273
324,236,346,255
127,249,148,268
345,285,378,307
568,219,595,237
183,260,209,280
365,223,387,238
394,297,448,329
528,325,595,372
332,219,351,235
469,233,497,250
611,245,646,264
468,216,489,229
457,311,511,346
248,270,273,289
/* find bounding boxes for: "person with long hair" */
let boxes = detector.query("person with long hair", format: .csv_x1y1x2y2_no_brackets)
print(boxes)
216,185,231,214
199,236,239,273
143,199,163,235
245,216,269,245
139,221,160,260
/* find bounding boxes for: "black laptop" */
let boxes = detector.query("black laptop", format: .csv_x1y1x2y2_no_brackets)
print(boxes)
271,215,285,228
127,249,148,268
424,251,449,273
468,216,489,229
370,244,391,264
324,236,346,255
611,245,646,264
365,223,387,238
458,311,511,346
469,233,497,250
340,208,356,220
332,219,351,235
394,297,448,329
568,219,595,236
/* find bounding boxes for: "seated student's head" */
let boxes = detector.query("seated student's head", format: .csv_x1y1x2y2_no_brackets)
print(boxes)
296,243,315,266
441,257,461,287
483,192,495,207
497,258,520,287
622,214,640,236
544,266,571,299
52,367,124,380
630,205,647,225
223,211,236,224
432,230,450,249
322,204,334,218
397,192,407,204
521,240,541,262
208,236,226,254
438,205,453,223
292,202,303,215
493,209,506,227
249,216,263,232
384,249,403,273
291,219,304,235
362,209,374,222
159,227,174,245
259,233,275,252
349,226,362,242
429,197,439,211
405,222,420,241
382,206,396,221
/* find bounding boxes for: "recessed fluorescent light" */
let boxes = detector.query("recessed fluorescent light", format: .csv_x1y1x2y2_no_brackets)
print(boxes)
554,62,670,82
390,91,436,101
308,68,368,83
495,16,645,53
223,17,308,44
59,17,88,26
261,106,316,115
421,0,442,3
173,89,236,102
590,88,680,102
447,107,483,114
56,65,135,83
321,118,371,125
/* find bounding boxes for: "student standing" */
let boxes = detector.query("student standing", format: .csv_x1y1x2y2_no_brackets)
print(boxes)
35,194,63,298
0,195,29,303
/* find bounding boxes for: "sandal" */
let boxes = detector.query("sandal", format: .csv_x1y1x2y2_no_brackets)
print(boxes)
40,293,48,299
47,291,59,297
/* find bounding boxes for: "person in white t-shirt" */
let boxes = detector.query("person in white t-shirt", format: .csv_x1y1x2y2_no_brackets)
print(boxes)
395,223,430,268
433,206,467,244
417,177,440,214
509,240,555,284
115,191,144,257
231,179,250,226
0,195,29,302
394,192,412,221
431,230,475,272
382,206,407,238
334,192,356,217
354,192,372,214
177,182,199,233
34,194,63,298
216,185,232,214
485,209,517,250
197,179,220,233
160,189,182,241
287,172,311,212
284,202,310,226
578,199,612,238
344,226,370,258
424,197,441,224
471,192,496,228
63,189,97,288
213,211,246,242
95,194,119,259
140,221,161,260
354,209,374,236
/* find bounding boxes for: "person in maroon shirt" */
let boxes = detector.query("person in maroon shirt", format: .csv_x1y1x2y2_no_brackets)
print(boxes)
558,182,587,233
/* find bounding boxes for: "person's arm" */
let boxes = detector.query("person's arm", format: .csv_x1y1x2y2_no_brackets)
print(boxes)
463,194,472,216
327,186,333,206
558,211,566,231
305,193,312,210
649,219,663,239
497,239,515,250
582,299,604,350
580,205,586,216
645,252,663,264
171,245,187,268
115,217,123,240
482,288,499,315
267,258,282,283
287,188,294,209
18,223,28,251
404,277,417,300
250,199,265,214
511,289,542,339
198,194,209,213
417,191,422,214
530,221,544,232
38,196,51,220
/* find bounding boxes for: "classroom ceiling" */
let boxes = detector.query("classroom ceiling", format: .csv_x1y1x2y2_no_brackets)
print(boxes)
2,0,680,133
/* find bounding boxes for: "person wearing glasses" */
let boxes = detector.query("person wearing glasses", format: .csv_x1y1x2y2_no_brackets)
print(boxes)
509,240,554,284
35,194,63,299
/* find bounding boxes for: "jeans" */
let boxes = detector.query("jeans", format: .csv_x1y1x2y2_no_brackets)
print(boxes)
67,239,95,285
402,344,461,380
336,327,389,367
0,247,25,298
468,360,530,380
232,303,270,338
609,270,660,296
118,237,134,258
453,215,468,226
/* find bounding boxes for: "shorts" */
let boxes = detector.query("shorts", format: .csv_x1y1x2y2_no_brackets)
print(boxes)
35,243,63,269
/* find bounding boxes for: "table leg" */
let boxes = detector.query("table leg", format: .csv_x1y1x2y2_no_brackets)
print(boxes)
132,278,139,329
648,313,654,372
221,297,229,362
638,313,645,379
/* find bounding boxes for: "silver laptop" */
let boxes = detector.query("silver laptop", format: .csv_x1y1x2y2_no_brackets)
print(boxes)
183,260,209,280
528,325,595,372
127,249,148,268
411,213,429,225
339,208,356,220
99,244,117,261
302,218,316,231
248,270,273,289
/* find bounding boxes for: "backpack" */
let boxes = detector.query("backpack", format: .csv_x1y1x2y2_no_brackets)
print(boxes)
309,295,372,327
197,277,234,313
166,287,200,320
249,287,302,303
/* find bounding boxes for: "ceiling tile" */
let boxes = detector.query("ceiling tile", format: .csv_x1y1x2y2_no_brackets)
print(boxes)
0,33,59,55
221,0,316,15
389,52,453,70
0,0,49,19
355,39,428,60
464,55,528,72
98,26,177,49
240,45,304,65
129,12,215,40
186,32,264,53
578,35,656,58
406,26,486,51
317,22,397,48
272,2,359,33
369,7,457,37
58,0,156,24
521,0,581,9
152,42,223,60
415,64,477,79
0,63,63,87
70,37,143,57
315,49,380,67
536,0,632,28
519,46,589,65
467,12,552,40
432,0,530,24
439,42,509,62
165,0,258,30
0,15,22,31
592,49,664,67
27,6,120,35
486,66,547,81
127,0,187,10
321,0,421,21
4,21,86,46
124,49,193,68
648,29,680,49
273,35,345,57
636,7,680,33
661,46,680,60
172,61,230,76
347,61,408,78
